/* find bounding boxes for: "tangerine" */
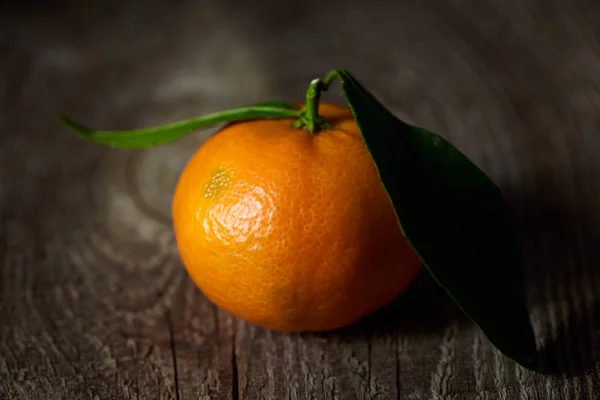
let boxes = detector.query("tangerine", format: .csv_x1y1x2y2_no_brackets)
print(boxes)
172,102,421,331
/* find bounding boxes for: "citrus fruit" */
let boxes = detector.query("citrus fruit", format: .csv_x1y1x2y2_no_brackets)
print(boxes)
172,102,422,331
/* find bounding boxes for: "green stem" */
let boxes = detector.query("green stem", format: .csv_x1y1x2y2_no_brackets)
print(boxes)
304,79,323,133
322,69,339,88
294,70,340,134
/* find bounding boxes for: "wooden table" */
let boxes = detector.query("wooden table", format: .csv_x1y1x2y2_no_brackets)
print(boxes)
2,0,599,398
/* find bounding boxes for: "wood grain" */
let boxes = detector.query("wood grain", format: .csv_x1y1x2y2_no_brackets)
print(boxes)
2,0,600,398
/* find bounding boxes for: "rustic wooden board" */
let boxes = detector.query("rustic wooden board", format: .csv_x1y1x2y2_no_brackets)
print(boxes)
1,0,600,398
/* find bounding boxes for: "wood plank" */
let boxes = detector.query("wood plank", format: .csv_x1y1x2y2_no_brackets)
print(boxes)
2,0,600,399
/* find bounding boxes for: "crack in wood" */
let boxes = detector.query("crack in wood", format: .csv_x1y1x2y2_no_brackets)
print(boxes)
395,337,401,400
167,312,181,400
231,333,239,400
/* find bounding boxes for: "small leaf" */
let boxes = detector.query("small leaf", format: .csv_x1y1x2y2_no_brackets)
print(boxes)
59,102,300,149
335,69,538,370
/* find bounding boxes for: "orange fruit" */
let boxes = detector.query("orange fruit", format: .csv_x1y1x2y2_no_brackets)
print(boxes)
172,103,422,331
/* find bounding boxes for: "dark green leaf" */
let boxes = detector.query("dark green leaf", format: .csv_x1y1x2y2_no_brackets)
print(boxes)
59,102,300,149
334,69,538,370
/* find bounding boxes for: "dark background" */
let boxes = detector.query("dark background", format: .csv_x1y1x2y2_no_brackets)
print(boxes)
2,1,600,399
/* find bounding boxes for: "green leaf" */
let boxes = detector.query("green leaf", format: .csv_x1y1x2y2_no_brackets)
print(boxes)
334,69,538,370
59,102,300,149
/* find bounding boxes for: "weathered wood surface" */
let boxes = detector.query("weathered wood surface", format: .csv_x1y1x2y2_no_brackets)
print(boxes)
2,0,600,398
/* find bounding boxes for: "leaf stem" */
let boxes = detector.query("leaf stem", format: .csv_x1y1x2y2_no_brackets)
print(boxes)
322,69,340,88
293,69,340,134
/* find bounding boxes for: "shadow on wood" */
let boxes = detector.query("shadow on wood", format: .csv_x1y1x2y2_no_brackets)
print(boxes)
347,268,468,336
303,265,468,343
505,170,600,377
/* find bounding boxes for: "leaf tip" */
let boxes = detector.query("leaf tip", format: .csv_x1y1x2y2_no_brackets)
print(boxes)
57,112,91,136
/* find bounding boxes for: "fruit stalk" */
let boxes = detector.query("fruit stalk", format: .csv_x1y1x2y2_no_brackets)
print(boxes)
294,70,340,133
